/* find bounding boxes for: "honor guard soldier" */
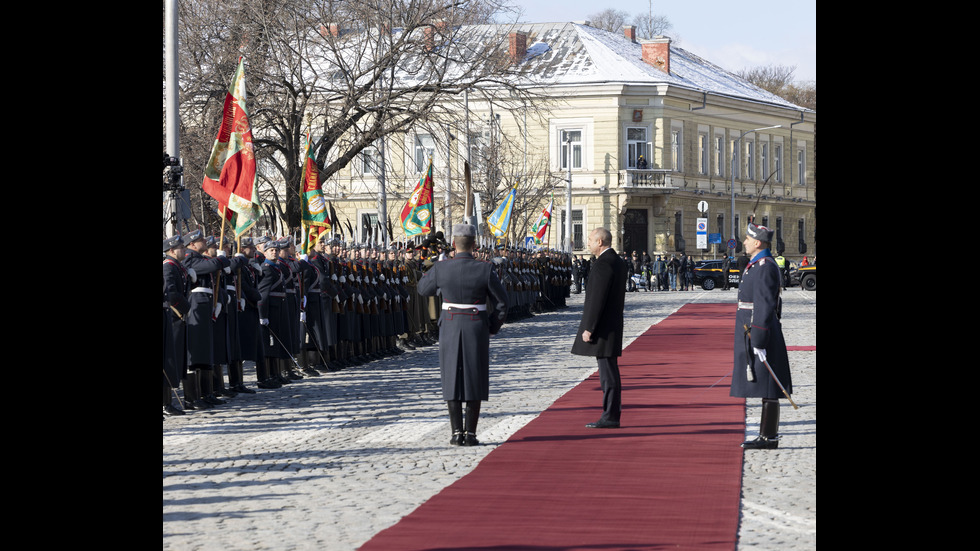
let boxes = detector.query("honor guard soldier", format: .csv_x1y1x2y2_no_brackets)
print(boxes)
730,223,793,449
417,223,508,446
231,237,261,394
163,234,190,416
256,237,290,387
181,230,243,408
276,238,305,381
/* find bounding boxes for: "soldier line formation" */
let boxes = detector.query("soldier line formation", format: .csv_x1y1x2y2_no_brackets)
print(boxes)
162,229,573,417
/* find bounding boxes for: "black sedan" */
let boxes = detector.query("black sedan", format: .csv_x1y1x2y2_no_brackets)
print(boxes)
693,260,741,290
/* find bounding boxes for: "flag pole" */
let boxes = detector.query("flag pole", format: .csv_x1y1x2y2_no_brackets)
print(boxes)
214,208,228,314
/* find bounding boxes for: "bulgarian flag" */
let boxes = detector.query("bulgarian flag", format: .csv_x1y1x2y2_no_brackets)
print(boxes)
300,132,331,254
531,195,553,244
202,57,262,237
401,157,434,237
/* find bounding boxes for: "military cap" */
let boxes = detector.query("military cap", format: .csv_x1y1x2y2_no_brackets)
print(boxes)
746,223,774,242
163,234,183,252
205,235,217,248
182,229,204,246
254,235,276,249
240,236,254,247
452,223,476,237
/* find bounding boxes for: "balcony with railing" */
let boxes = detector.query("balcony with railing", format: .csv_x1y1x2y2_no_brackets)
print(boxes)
620,169,676,191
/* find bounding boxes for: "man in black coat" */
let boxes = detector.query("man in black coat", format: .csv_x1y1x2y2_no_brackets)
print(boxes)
571,227,627,428
730,223,792,449
417,223,508,447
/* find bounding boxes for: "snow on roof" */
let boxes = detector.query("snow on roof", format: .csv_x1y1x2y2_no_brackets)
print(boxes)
520,23,807,111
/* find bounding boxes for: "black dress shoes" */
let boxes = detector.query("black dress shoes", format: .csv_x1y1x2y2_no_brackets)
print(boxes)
585,419,620,428
741,436,778,449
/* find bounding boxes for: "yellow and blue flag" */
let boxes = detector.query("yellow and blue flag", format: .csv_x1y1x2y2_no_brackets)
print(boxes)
487,181,518,238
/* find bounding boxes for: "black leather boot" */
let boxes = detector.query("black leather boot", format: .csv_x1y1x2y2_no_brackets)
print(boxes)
448,400,464,445
743,399,780,449
462,400,481,446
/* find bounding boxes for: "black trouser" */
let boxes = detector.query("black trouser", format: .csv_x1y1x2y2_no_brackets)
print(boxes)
597,356,621,423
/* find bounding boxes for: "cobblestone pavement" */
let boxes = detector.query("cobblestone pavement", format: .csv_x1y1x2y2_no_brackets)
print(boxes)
163,287,816,551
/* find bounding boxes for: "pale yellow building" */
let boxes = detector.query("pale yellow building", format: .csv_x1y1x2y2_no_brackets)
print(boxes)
315,22,815,261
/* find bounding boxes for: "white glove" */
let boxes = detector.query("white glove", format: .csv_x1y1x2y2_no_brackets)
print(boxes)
188,268,197,283
214,302,222,318
301,296,307,308
300,312,306,323
753,347,767,363
217,249,227,257
300,254,308,261
260,318,269,326
239,298,246,311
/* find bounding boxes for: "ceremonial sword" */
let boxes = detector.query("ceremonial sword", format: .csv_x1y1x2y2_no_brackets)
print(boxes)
744,324,799,410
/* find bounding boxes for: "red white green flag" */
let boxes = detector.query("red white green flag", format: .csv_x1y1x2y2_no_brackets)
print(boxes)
201,57,262,237
531,195,553,243
401,158,434,237
300,132,331,254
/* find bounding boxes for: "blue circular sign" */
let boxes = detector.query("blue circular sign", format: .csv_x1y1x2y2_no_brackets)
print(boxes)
727,239,737,249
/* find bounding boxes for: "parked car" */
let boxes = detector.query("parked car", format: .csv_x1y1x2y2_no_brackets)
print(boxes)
792,263,816,291
693,260,741,290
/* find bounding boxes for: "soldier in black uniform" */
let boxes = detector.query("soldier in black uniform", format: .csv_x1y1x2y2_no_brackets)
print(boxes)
232,237,262,393
181,230,245,408
163,235,190,416
417,223,508,446
730,223,792,449
256,237,289,388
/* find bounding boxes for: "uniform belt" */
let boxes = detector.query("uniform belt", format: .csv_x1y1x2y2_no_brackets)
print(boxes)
190,287,213,294
286,289,297,294
270,292,286,297
442,302,486,311
738,301,753,310
226,285,237,291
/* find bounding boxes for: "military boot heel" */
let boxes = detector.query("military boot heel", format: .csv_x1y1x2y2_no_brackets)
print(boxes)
742,399,780,449
462,400,482,446
448,400,464,446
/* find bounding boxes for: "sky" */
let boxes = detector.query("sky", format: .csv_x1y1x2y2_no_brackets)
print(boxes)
506,0,816,83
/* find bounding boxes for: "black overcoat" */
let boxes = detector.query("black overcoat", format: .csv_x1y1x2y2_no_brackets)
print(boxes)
163,256,191,382
417,252,507,401
258,259,290,358
237,257,263,362
571,248,627,358
729,253,792,399
181,250,231,367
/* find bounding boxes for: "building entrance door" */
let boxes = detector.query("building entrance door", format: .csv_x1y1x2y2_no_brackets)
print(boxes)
623,209,648,256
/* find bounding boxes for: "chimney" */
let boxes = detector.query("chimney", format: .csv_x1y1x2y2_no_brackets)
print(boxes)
509,31,527,63
425,20,448,52
623,25,636,43
319,23,340,38
641,37,671,74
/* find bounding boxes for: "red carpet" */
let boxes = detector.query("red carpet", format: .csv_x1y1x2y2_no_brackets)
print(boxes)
360,303,744,551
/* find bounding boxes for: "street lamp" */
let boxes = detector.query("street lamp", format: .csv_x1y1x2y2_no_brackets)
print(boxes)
730,125,782,254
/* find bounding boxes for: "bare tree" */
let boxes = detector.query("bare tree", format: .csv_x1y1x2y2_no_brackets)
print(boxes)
586,8,630,32
171,0,550,235
736,64,815,111
632,12,672,39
